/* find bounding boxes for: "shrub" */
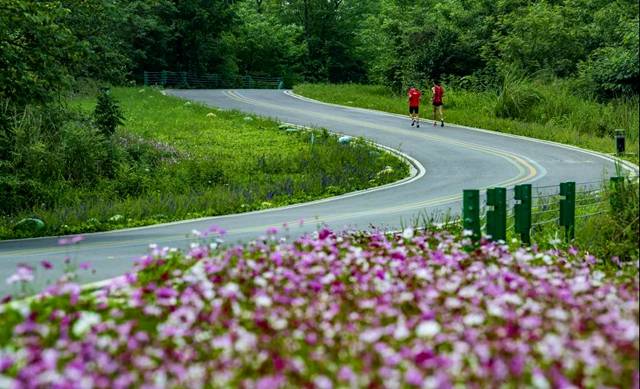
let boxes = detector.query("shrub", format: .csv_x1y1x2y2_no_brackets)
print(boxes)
93,87,124,137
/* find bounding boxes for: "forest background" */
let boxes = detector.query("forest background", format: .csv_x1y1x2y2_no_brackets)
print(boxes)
3,0,638,105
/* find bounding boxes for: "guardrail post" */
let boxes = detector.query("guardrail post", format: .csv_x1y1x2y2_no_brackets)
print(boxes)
609,176,625,212
559,182,576,241
160,70,167,86
486,187,507,241
463,189,481,243
514,184,532,245
143,71,149,86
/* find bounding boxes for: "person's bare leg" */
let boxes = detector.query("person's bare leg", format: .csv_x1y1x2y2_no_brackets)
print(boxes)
438,106,444,126
433,106,437,126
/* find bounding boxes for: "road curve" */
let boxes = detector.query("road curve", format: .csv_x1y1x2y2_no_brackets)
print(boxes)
0,89,634,296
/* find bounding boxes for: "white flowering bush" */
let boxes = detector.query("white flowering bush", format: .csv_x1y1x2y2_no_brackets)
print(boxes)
0,227,638,388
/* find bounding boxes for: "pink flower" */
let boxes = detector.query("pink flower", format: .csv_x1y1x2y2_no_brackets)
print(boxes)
40,260,53,270
256,375,284,389
6,264,34,284
207,225,227,236
405,368,423,386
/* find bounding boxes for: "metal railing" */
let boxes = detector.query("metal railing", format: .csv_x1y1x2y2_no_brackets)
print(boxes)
463,175,638,244
143,71,284,89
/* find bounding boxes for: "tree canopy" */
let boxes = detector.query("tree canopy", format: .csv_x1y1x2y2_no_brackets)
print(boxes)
1,0,638,105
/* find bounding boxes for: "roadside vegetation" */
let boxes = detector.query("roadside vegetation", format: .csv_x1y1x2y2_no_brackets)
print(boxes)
294,81,639,162
0,87,407,239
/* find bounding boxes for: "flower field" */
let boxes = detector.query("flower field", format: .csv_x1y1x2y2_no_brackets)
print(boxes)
1,227,638,388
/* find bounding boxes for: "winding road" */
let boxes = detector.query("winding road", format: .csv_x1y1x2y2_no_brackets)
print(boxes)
0,90,635,296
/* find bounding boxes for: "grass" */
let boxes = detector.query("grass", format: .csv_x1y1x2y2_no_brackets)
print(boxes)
0,87,408,239
293,82,639,164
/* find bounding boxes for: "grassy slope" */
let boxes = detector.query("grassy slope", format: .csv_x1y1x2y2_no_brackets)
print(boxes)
294,83,639,164
1,87,408,238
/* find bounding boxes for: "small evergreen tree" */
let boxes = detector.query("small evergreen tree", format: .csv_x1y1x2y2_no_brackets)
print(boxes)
94,87,124,137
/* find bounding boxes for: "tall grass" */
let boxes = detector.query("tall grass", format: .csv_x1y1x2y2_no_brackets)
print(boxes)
294,82,639,163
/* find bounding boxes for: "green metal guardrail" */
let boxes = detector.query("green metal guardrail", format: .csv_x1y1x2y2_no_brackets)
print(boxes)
143,71,284,89
462,175,637,245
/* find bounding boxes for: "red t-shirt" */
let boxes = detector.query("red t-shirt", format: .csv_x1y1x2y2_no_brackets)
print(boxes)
408,88,421,107
432,85,444,104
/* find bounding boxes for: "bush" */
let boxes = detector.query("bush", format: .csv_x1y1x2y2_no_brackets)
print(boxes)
60,121,109,185
93,87,124,137
577,46,640,100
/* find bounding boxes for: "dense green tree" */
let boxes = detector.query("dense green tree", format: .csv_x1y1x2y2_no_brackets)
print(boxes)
0,1,79,108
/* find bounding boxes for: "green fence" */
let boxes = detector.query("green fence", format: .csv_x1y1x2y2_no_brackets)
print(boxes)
143,71,284,89
462,175,639,244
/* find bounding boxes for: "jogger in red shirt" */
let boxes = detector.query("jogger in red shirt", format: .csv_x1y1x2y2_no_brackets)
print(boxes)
407,87,422,128
432,80,445,127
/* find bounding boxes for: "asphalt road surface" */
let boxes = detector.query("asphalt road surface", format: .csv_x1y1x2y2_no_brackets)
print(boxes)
1,90,635,296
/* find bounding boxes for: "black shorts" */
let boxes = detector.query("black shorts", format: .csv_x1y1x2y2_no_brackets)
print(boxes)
409,106,419,114
432,102,443,107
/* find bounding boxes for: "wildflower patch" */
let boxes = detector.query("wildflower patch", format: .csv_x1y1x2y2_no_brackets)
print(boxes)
0,228,638,387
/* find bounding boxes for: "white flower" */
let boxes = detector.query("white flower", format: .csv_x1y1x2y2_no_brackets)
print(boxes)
458,286,477,298
463,313,485,326
532,371,550,389
402,227,414,239
547,308,569,321
485,301,503,317
72,312,102,337
445,297,462,309
416,320,441,338
415,268,430,281
514,250,533,262
360,328,384,343
321,273,336,284
393,324,410,340
255,295,272,308
270,318,288,330
234,330,256,352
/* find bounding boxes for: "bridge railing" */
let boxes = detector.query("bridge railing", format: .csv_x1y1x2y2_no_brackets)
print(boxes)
461,174,639,245
143,71,284,89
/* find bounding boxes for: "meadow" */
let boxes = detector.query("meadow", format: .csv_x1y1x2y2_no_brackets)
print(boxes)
0,88,408,239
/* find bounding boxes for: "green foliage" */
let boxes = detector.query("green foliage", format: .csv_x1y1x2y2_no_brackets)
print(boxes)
494,69,543,120
0,1,80,108
0,88,409,239
582,180,640,261
93,88,124,137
